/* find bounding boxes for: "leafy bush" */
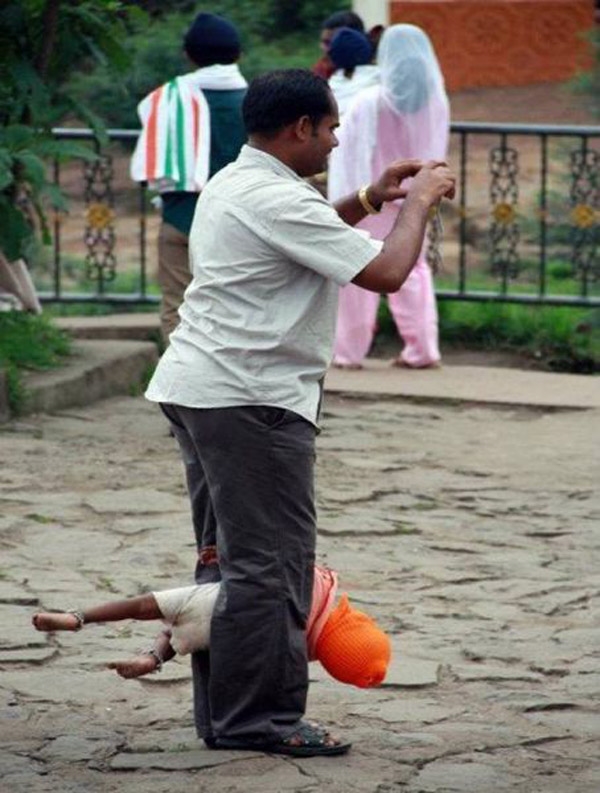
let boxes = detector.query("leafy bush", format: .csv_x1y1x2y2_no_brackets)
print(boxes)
0,1,139,269
438,302,600,373
377,299,599,373
0,312,72,413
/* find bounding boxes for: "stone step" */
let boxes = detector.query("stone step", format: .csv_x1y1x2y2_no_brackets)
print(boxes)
55,312,160,342
20,339,158,416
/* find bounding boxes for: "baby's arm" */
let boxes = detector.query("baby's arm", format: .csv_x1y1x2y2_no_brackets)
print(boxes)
108,627,176,679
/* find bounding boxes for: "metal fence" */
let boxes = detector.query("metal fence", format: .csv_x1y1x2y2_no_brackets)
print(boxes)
42,122,600,307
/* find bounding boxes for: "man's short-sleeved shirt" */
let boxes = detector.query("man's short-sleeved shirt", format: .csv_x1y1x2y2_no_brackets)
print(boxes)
145,145,380,425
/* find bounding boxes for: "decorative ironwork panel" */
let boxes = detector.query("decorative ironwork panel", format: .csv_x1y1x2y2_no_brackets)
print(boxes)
489,143,520,280
569,147,599,285
426,206,444,273
83,154,116,283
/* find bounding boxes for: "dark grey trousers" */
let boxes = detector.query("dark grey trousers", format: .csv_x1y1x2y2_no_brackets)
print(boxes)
161,403,316,743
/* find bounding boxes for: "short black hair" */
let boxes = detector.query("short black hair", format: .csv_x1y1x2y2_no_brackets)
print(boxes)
322,11,364,32
243,69,334,137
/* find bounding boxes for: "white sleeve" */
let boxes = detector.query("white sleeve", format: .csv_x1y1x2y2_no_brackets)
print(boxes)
268,189,380,286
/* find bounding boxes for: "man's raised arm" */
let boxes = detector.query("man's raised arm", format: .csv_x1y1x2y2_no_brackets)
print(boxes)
334,159,456,294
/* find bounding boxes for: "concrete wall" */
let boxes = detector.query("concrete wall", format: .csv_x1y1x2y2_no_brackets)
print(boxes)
388,0,595,91
354,0,390,28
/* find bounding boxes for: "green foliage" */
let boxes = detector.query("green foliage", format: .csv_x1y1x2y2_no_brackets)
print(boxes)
124,0,349,38
571,28,600,119
0,124,96,260
0,311,72,413
0,311,71,369
437,302,600,373
0,1,141,265
66,1,350,127
377,299,600,373
0,1,137,128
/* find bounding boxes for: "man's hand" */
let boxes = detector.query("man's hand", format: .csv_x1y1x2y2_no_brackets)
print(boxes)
352,160,457,294
368,159,455,208
409,160,456,204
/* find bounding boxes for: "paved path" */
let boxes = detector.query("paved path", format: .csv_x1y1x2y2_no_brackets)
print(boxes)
1,380,599,791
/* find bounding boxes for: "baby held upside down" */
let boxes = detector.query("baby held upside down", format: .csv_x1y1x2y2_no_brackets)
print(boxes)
32,565,392,689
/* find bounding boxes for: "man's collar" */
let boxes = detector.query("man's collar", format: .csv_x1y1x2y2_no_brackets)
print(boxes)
239,144,303,182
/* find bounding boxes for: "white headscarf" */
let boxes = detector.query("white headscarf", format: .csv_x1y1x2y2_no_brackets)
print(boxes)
328,24,449,206
378,24,445,115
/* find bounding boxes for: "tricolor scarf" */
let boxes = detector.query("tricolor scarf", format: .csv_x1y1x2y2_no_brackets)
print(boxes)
130,65,247,194
130,74,211,193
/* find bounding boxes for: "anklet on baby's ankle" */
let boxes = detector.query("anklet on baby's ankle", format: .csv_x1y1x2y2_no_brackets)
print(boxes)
143,647,163,672
67,609,85,630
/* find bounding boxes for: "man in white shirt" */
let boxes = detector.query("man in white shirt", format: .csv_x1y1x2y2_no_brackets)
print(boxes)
146,68,454,757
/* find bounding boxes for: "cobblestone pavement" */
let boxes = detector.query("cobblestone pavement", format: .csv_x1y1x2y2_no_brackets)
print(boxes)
1,393,598,792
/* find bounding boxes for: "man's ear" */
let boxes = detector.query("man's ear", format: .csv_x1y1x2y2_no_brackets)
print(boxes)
293,115,314,142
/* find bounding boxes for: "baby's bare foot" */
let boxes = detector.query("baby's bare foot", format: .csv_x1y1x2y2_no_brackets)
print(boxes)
32,612,81,632
107,655,158,679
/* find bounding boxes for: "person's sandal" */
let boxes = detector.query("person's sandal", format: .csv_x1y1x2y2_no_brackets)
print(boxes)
214,720,351,757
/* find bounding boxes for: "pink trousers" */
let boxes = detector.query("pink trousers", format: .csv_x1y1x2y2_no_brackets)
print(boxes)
333,259,440,368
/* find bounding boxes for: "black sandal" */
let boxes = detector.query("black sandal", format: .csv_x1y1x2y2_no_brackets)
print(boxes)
214,720,351,757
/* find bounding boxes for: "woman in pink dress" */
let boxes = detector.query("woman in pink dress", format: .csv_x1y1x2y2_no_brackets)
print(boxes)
329,24,450,368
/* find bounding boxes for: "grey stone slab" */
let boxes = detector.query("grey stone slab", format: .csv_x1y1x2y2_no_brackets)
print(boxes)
525,708,600,737
111,515,190,535
37,734,117,762
0,668,145,706
204,759,318,792
0,647,56,664
466,601,524,621
0,490,83,507
110,748,257,770
298,752,410,788
383,656,440,688
0,605,48,649
125,726,198,753
565,670,600,698
84,488,188,514
351,698,458,724
409,759,526,791
16,527,121,571
0,751,47,779
0,581,38,606
553,626,600,650
427,720,539,748
451,663,544,682
485,690,580,713
319,511,419,537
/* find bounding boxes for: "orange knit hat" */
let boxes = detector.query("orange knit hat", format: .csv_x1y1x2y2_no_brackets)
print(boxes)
314,594,391,688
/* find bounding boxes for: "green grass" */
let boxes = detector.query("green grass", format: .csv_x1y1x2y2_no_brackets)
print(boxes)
377,299,600,374
0,312,72,414
439,303,599,373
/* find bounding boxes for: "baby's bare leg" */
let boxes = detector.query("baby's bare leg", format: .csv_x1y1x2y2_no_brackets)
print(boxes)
32,593,161,632
108,629,176,679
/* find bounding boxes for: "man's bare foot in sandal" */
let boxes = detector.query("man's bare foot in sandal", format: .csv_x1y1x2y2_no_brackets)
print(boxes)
213,720,351,757
107,655,159,679
32,611,82,632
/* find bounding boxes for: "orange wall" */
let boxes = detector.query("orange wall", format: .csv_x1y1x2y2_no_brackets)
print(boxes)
389,0,595,91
